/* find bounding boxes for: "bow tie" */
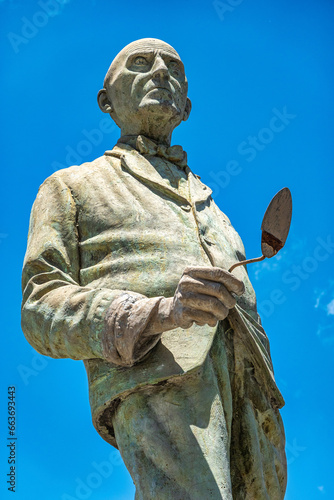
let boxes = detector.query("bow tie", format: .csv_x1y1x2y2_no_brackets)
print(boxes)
135,135,188,169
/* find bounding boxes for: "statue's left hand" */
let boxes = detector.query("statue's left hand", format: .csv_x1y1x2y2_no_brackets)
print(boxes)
143,266,245,335
169,266,245,329
103,266,244,365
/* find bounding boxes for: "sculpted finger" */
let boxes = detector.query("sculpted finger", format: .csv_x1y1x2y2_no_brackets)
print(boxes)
175,311,194,329
179,276,236,309
181,307,218,328
182,293,229,320
185,266,245,296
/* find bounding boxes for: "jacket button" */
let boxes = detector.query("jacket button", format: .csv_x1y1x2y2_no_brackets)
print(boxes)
180,205,191,212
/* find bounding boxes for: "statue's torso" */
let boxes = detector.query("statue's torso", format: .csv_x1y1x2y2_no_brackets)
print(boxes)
62,145,257,317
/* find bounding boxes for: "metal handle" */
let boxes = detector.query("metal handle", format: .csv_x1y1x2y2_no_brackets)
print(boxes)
229,255,266,273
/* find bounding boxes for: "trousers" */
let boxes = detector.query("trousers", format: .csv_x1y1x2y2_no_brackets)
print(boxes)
112,327,287,499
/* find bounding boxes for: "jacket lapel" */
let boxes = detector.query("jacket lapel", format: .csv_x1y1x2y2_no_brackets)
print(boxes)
106,144,189,204
106,144,213,207
187,170,213,205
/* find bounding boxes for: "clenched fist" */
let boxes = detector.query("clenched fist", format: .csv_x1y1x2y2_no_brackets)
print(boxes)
171,266,245,329
142,266,245,337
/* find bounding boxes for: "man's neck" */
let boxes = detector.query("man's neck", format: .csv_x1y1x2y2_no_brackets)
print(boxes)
119,116,180,147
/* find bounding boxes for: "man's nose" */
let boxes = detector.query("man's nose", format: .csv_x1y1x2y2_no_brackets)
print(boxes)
151,55,169,79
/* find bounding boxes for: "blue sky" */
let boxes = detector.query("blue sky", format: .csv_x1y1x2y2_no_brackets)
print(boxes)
1,0,333,498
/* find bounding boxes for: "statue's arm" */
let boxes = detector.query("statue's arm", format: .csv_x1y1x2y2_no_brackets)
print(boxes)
22,175,245,367
21,174,162,363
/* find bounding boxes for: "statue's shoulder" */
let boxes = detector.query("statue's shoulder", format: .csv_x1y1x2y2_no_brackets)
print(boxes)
38,153,120,194
52,153,118,181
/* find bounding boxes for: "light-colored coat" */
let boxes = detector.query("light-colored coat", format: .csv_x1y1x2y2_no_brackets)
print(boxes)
21,143,283,448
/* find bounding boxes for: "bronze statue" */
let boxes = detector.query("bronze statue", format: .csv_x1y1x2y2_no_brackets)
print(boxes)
22,38,287,499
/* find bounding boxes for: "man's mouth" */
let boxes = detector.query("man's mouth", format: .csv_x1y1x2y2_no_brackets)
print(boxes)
145,85,173,96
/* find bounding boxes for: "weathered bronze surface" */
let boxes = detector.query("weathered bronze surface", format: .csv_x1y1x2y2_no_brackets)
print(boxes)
21,39,287,499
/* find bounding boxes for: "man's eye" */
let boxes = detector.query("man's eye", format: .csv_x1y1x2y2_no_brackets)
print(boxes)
134,57,148,65
168,61,181,73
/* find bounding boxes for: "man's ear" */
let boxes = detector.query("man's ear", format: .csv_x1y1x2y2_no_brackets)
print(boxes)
97,88,113,114
182,97,192,122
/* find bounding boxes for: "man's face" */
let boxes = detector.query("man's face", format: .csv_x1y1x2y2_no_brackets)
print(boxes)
105,39,189,129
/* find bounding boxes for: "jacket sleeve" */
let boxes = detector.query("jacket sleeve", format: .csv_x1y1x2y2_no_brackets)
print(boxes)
21,174,152,361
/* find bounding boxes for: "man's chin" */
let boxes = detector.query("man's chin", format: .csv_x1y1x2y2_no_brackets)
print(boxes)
139,97,179,117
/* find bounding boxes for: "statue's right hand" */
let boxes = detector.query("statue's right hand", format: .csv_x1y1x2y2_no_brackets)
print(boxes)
171,266,245,329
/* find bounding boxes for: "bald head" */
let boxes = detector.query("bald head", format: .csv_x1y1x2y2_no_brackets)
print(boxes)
98,38,191,145
103,38,182,88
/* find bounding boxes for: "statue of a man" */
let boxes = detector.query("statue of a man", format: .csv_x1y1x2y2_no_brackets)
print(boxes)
22,38,287,499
